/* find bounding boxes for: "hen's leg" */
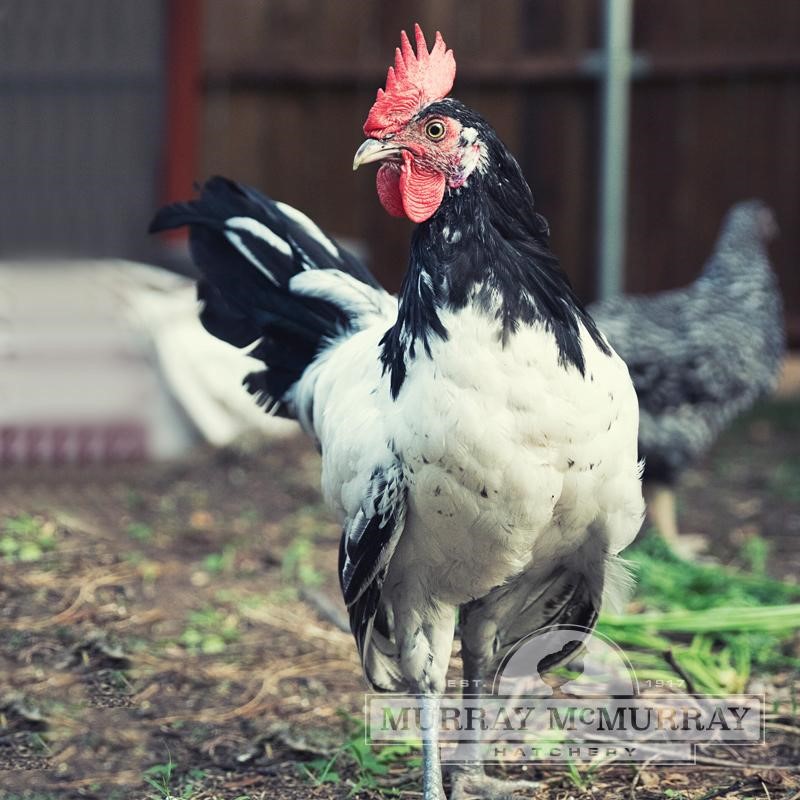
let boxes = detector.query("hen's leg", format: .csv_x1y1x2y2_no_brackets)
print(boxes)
645,482,709,557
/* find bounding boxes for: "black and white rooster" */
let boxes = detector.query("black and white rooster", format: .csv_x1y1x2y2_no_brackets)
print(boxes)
590,201,785,557
151,25,643,800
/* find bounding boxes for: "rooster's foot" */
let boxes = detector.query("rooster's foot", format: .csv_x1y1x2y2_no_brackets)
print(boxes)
450,768,538,800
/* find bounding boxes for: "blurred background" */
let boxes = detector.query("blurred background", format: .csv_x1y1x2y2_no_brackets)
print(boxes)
1,0,798,462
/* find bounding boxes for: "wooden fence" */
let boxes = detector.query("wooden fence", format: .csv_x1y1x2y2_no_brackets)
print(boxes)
0,0,165,259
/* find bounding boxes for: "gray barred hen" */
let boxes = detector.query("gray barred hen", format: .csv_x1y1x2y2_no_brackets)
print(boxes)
589,200,785,555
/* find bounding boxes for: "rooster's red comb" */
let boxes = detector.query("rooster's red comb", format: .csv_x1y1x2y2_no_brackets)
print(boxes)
363,23,456,138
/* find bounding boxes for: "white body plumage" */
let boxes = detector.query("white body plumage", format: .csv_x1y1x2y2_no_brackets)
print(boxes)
292,274,644,690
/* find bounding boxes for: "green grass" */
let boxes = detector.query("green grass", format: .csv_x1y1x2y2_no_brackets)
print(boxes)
623,532,800,611
281,536,324,588
280,504,335,589
300,713,419,795
598,532,800,693
143,757,235,800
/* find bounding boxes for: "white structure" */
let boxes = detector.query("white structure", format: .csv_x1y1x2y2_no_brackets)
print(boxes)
0,260,296,464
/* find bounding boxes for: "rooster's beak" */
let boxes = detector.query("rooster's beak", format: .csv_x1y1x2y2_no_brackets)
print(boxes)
353,139,402,171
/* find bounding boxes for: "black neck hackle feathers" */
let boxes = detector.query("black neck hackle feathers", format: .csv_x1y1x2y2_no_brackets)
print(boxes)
380,100,610,399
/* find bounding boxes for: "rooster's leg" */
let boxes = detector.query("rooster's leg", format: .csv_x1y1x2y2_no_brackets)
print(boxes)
645,482,709,557
448,651,538,800
393,587,455,800
419,693,446,800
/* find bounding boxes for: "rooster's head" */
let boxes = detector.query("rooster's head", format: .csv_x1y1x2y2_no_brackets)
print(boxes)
353,25,488,224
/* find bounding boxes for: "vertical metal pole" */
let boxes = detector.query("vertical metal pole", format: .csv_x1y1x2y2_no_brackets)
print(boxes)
597,0,634,299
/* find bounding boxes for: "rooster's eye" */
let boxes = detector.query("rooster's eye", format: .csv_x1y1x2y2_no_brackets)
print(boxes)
424,120,447,141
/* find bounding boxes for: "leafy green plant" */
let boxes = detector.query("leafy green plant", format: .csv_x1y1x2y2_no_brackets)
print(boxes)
279,504,338,590
179,607,240,655
202,545,236,574
282,536,324,588
0,514,57,562
127,521,154,542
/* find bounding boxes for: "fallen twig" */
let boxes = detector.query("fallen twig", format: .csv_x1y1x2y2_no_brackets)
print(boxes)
299,585,350,633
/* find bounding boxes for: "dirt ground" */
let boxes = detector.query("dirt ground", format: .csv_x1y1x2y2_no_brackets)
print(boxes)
1,396,799,800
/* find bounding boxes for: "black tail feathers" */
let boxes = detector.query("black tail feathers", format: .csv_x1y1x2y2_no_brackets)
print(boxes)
150,176,375,416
